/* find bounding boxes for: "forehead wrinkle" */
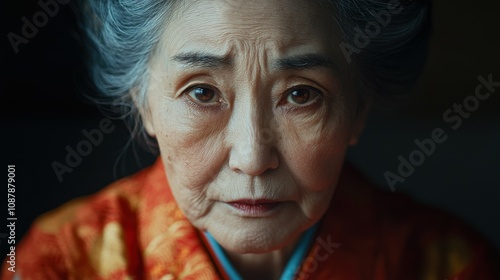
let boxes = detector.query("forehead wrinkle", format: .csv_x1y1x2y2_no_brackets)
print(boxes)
162,0,336,53
240,40,270,83
163,2,333,70
170,1,326,52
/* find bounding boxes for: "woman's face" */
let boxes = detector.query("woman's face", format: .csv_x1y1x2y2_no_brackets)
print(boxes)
142,0,366,253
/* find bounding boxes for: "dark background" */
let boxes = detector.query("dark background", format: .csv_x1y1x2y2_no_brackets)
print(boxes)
1,0,499,263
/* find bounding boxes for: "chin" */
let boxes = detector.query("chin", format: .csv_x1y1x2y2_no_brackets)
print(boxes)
221,238,284,254
215,224,301,254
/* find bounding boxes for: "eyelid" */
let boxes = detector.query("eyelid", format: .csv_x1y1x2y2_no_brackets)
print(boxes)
281,85,323,103
275,85,325,115
188,85,219,103
284,73,335,96
182,83,227,112
183,83,217,94
174,73,217,97
185,84,219,100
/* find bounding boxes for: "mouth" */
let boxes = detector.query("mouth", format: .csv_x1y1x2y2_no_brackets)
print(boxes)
226,199,282,217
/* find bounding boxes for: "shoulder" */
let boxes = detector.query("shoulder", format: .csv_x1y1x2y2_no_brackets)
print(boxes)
2,159,165,279
330,162,500,279
36,161,153,234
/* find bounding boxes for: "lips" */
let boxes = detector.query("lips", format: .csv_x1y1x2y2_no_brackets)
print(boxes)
227,199,281,216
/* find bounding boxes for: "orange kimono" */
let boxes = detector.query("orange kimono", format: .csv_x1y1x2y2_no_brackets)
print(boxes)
2,158,498,279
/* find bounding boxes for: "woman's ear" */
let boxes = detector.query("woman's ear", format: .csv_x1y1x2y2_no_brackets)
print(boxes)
349,100,371,146
142,111,156,138
131,89,156,138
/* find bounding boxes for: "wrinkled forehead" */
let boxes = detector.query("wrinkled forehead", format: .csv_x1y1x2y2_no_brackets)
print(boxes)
159,0,339,60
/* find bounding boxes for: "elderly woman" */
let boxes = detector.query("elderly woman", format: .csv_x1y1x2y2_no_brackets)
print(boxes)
4,0,498,279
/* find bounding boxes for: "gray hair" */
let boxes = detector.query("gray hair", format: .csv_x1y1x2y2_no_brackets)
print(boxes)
330,0,431,108
75,0,178,148
75,0,431,146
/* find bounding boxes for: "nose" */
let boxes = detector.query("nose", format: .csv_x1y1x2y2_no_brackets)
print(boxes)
228,121,279,176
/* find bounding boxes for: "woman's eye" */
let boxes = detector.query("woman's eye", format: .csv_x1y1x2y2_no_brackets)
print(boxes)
187,86,219,104
285,87,321,106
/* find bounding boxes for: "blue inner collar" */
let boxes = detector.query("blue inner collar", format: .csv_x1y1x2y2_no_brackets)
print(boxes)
204,223,319,280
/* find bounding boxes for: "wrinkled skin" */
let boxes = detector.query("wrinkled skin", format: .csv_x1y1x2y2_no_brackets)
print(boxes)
140,0,367,277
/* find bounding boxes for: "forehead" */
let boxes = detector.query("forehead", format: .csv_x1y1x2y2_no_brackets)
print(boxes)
162,0,335,56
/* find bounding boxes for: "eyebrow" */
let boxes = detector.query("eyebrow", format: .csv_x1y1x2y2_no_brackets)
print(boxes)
171,52,335,71
172,52,230,68
276,54,336,70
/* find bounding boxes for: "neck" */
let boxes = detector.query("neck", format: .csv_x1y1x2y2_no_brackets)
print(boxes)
225,237,300,280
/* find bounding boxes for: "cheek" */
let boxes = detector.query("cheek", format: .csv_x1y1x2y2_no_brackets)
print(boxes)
151,105,229,225
280,122,348,220
151,99,229,190
279,102,351,193
283,134,347,193
160,130,227,192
